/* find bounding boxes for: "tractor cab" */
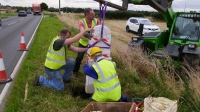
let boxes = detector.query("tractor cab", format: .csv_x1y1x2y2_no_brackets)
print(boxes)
172,14,200,43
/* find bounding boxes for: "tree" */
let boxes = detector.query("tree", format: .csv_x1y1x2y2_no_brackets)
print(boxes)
41,2,48,10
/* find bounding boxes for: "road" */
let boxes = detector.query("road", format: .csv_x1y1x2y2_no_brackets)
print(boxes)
0,14,42,109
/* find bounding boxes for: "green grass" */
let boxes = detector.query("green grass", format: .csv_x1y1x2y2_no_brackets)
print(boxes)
42,11,56,16
0,12,17,19
2,16,200,112
3,16,89,112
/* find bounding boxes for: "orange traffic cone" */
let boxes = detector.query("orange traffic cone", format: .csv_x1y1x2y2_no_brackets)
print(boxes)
0,51,12,84
18,32,28,51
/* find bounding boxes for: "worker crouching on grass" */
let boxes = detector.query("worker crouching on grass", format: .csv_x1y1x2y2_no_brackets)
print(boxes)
83,47,127,102
33,28,93,91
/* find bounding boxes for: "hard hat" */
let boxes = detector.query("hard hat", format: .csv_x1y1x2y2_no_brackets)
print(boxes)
90,47,102,57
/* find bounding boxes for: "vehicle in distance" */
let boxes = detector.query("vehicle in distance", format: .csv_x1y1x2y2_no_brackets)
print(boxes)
27,9,32,14
32,4,42,15
126,17,160,34
18,10,27,17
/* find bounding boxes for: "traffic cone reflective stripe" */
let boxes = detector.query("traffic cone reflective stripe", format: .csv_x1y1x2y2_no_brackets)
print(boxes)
18,32,28,51
0,51,12,84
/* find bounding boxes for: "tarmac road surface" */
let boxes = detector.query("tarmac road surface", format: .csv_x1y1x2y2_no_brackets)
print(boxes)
0,14,43,111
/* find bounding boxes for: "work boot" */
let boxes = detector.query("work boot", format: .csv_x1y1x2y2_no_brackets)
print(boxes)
63,79,71,83
33,75,40,86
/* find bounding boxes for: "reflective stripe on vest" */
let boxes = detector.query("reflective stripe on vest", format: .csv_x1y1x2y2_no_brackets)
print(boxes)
94,62,118,83
92,60,120,92
95,82,120,92
79,18,97,46
45,36,67,69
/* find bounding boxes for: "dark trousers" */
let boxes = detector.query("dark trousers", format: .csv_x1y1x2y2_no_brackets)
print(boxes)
73,43,87,72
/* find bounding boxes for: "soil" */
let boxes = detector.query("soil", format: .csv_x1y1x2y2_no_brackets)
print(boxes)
69,85,92,99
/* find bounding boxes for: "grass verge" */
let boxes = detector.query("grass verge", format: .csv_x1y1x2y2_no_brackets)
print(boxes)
0,12,17,19
2,14,200,112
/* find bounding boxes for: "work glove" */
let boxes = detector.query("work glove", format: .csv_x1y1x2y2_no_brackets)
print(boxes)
84,32,93,40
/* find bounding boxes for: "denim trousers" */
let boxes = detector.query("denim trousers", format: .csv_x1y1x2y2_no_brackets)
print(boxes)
39,58,75,91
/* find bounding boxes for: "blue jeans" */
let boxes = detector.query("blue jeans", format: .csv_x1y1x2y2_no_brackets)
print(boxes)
39,58,75,91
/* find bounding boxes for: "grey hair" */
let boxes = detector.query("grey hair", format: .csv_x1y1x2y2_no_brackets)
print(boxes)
93,53,102,58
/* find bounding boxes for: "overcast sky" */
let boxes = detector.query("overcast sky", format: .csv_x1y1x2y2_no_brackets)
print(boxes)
1,0,200,12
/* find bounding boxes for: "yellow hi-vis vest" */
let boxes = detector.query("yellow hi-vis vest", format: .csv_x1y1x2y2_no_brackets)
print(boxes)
92,59,121,102
45,36,67,70
79,18,97,46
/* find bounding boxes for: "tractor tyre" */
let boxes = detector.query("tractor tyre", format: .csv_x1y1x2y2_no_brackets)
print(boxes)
183,53,200,71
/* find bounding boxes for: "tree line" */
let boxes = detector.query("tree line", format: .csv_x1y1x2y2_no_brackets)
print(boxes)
13,2,165,21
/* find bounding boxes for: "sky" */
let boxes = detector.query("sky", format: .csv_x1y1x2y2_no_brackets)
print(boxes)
1,0,200,12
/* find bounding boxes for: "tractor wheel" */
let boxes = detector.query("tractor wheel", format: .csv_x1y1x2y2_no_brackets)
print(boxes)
126,26,130,32
183,53,200,71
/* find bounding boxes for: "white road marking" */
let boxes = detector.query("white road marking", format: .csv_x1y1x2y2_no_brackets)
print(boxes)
8,21,17,26
0,15,43,108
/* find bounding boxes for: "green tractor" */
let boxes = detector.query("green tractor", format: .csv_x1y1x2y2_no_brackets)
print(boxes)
94,0,200,70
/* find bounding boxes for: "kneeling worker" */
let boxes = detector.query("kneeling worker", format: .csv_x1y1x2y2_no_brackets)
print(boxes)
83,47,124,102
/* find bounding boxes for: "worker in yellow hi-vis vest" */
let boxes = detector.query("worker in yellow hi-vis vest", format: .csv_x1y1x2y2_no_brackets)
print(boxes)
83,47,128,102
33,28,93,91
73,8,100,76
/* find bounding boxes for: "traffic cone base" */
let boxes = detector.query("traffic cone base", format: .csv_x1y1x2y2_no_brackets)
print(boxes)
18,32,28,51
18,47,28,51
18,43,28,51
0,78,12,84
0,70,7,81
0,51,12,84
